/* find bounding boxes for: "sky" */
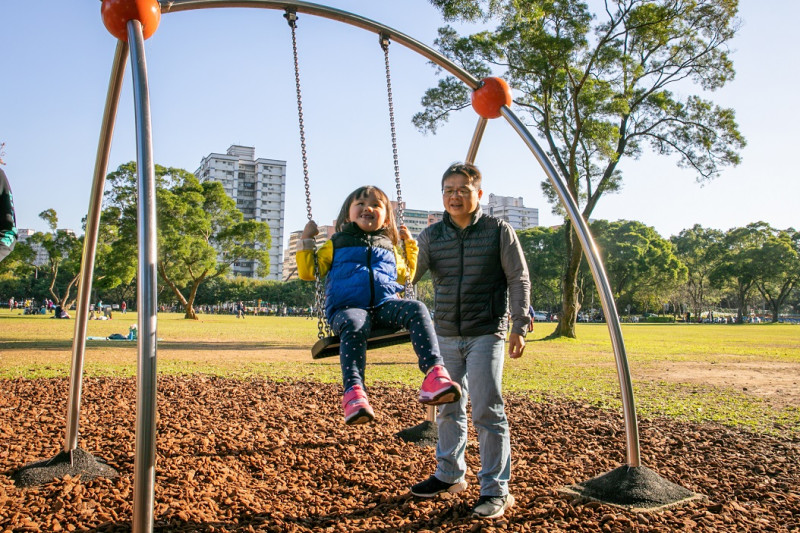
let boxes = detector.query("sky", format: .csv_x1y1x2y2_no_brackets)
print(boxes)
1,1,798,252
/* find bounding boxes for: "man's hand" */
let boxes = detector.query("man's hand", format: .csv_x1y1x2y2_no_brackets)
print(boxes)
508,332,525,359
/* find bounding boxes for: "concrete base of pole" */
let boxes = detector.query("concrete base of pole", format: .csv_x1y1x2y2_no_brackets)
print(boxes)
12,448,118,488
395,420,438,447
561,465,704,511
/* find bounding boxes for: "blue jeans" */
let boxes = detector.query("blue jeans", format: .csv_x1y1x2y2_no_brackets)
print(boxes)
434,333,510,497
330,299,441,391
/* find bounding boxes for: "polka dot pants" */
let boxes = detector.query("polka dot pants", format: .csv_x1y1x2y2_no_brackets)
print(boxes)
331,299,442,391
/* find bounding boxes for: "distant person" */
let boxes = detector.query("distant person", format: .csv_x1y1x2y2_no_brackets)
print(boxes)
297,185,461,425
0,168,18,263
121,301,127,314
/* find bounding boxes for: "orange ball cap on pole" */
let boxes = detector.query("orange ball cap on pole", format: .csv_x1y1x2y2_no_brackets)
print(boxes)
101,0,161,42
471,77,512,119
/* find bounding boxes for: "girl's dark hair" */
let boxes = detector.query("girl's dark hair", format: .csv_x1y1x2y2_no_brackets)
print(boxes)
441,162,482,189
335,185,399,245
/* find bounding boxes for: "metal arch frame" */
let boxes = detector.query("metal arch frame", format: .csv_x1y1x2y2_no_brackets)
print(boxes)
63,1,639,530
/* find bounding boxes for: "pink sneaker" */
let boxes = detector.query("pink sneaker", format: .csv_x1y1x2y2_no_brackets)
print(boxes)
419,365,462,405
342,384,375,425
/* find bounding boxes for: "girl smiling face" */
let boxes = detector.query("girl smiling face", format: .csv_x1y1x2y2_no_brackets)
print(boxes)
348,190,388,233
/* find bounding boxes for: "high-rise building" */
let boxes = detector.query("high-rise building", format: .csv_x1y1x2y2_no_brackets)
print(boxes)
482,194,539,230
195,145,286,280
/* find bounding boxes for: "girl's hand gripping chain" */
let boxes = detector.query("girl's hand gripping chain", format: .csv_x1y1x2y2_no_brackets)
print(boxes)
302,220,319,240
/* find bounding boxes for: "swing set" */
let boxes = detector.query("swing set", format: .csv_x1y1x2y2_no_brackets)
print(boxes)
12,1,701,531
284,12,418,359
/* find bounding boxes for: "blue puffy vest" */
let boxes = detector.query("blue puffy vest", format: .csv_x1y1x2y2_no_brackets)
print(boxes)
325,223,403,320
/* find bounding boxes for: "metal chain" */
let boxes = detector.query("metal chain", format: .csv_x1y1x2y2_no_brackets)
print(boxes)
286,10,330,338
381,35,404,227
381,35,414,300
285,11,313,223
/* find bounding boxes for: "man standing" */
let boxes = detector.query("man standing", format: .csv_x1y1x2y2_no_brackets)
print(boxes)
0,167,18,263
411,162,530,519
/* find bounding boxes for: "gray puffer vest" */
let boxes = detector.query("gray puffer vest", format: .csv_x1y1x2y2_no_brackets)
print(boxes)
426,213,508,336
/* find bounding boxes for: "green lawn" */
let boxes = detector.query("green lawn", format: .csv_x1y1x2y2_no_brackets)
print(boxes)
1,311,798,437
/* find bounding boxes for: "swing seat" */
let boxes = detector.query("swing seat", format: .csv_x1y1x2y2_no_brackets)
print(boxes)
311,328,411,359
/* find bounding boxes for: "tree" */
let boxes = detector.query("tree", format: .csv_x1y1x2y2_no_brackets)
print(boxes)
92,206,137,298
710,223,764,323
28,210,83,308
590,219,686,314
752,226,799,322
414,275,435,311
671,224,725,320
0,240,35,279
416,0,745,337
0,241,36,300
104,162,271,319
517,225,564,314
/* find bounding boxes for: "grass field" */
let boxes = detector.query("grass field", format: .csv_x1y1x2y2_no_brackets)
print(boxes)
1,311,798,437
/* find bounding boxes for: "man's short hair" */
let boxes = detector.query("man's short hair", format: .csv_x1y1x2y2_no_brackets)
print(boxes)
441,162,482,189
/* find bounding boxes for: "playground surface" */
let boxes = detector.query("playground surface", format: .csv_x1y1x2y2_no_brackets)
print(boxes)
1,376,798,532
0,315,798,530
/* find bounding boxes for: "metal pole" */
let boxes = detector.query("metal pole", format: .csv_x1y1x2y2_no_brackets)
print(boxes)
465,117,488,165
500,107,641,467
128,19,159,533
425,405,436,423
64,41,128,454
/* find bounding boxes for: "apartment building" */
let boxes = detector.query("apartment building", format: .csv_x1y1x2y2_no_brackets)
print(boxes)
195,145,286,280
483,194,539,230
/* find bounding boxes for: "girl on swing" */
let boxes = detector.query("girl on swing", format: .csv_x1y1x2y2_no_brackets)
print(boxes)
298,185,461,425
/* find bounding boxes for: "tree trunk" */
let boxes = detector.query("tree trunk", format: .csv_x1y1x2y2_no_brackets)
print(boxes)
759,281,794,324
157,263,198,320
61,275,80,312
556,224,582,338
736,291,746,324
181,274,206,321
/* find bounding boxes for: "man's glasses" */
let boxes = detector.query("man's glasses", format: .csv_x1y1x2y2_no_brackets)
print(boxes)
442,187,477,197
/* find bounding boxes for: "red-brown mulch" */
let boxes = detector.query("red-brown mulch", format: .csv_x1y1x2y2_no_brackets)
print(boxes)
1,376,798,532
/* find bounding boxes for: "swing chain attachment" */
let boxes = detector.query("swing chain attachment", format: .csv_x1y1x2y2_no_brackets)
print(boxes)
285,9,312,224
380,34,414,299
286,9,330,339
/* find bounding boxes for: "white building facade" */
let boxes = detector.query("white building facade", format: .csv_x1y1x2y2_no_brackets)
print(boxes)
195,145,286,280
482,194,539,231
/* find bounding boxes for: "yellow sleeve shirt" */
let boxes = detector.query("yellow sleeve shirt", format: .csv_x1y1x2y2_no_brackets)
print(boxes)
395,238,418,285
296,238,333,281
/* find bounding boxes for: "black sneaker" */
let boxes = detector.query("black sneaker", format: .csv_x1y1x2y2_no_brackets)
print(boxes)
471,494,515,518
410,475,468,498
